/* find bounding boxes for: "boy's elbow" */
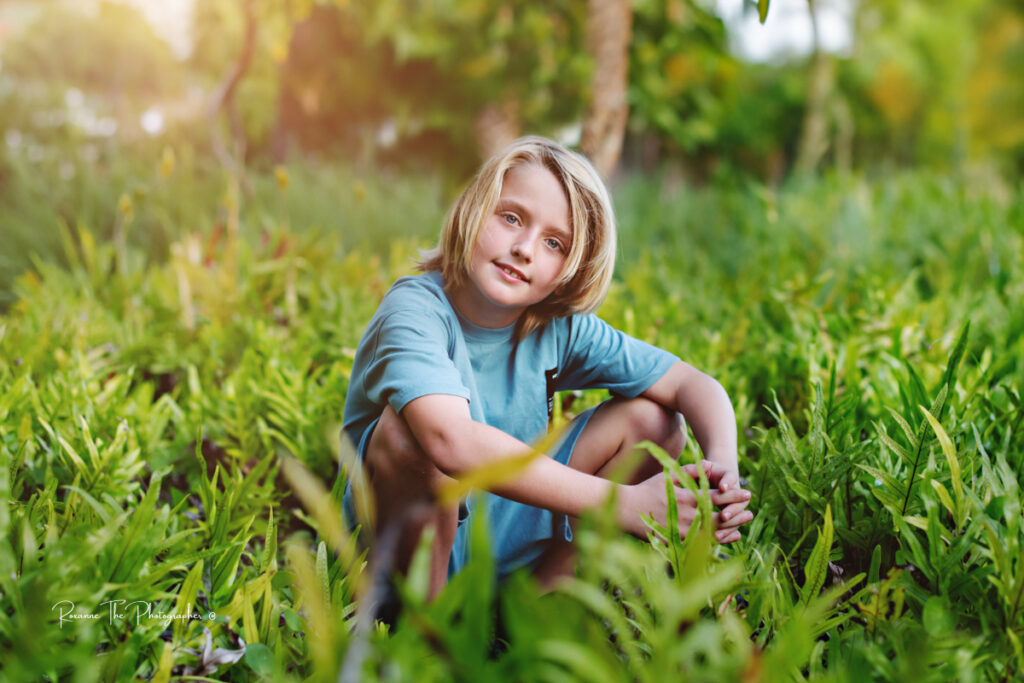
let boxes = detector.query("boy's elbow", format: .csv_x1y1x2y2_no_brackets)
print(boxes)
685,364,728,396
706,374,729,398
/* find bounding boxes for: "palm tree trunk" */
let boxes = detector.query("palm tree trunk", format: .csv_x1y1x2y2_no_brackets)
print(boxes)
580,0,633,179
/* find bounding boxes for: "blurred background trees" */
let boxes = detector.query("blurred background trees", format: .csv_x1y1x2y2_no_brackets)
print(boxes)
2,0,1021,179
0,0,1021,304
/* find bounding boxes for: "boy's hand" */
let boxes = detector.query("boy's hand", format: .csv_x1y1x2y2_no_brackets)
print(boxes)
675,460,752,534
695,460,751,531
616,471,752,543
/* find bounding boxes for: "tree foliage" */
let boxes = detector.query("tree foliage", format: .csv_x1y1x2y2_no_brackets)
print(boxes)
263,0,590,172
1,0,1021,179
2,2,181,102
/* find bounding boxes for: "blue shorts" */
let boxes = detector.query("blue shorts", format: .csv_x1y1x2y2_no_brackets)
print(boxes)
341,406,598,580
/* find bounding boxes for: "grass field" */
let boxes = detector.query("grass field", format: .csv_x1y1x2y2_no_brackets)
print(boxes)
1,165,1022,681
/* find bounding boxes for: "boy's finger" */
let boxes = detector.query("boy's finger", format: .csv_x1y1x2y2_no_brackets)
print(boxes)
708,464,744,493
679,462,713,481
718,500,751,522
700,460,721,479
717,470,741,493
716,529,742,544
709,488,750,507
718,509,754,529
677,465,697,482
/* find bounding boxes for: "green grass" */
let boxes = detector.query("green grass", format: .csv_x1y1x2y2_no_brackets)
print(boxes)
0,140,447,310
1,164,1022,681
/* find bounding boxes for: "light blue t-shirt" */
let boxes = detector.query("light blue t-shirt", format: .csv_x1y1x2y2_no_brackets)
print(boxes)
342,270,677,576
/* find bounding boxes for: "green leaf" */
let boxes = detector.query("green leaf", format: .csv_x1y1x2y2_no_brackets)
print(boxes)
922,596,954,637
876,429,912,468
895,517,934,584
858,464,906,499
903,360,929,412
929,384,950,423
939,322,970,398
211,523,253,604
55,434,88,479
316,540,330,604
930,480,956,520
261,507,277,573
108,472,164,582
536,640,619,683
920,406,964,526
152,642,174,683
156,528,204,555
885,407,918,447
77,415,101,474
245,642,275,676
758,0,770,23
173,560,204,641
19,520,37,569
280,456,352,563
282,608,302,632
664,463,683,578
925,504,946,589
800,505,833,605
1008,627,1024,675
61,485,112,524
868,544,882,584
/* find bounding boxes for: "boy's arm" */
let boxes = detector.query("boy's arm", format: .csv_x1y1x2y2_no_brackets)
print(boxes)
641,360,750,525
402,394,614,514
400,393,748,538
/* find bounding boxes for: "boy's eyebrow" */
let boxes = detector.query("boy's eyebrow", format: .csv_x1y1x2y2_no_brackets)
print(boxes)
496,198,572,242
496,198,532,219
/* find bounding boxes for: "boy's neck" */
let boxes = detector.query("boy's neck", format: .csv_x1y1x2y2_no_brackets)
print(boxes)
447,280,525,330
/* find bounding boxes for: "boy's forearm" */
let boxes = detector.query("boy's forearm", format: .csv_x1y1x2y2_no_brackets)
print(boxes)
645,361,740,476
470,422,617,516
675,374,739,475
402,395,617,516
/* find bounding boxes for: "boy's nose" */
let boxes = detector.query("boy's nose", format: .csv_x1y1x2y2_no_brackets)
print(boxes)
511,236,533,262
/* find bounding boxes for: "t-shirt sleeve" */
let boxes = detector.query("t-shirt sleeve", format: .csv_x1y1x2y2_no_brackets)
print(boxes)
360,307,471,414
557,314,679,397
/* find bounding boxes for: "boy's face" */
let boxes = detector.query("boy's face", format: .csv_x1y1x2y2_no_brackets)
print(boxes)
450,163,572,329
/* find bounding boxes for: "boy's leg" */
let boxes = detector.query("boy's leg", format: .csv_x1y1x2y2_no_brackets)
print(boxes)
532,396,685,588
363,405,460,600
565,395,685,483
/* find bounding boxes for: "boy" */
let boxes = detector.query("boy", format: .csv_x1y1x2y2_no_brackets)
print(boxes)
342,137,752,598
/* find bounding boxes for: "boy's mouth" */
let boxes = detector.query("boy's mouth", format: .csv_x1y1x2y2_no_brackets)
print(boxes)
495,262,528,283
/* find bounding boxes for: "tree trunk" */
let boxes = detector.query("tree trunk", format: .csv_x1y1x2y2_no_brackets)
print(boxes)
474,99,521,160
580,0,633,179
794,0,833,175
209,0,257,191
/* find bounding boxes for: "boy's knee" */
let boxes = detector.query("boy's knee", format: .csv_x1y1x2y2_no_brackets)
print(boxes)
374,405,420,460
629,397,686,456
368,405,449,492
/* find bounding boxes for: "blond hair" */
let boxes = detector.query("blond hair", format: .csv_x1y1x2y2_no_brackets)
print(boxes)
419,136,617,337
